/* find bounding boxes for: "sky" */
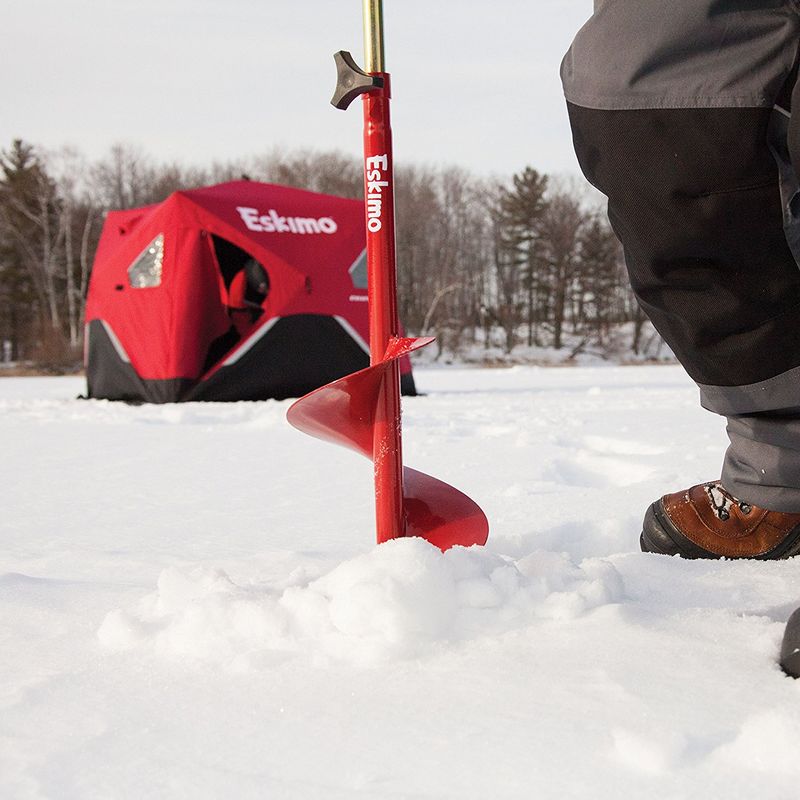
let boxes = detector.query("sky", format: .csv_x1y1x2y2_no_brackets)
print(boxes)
2,0,593,178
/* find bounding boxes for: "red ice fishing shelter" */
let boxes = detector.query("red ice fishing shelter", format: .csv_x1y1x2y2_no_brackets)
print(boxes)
84,180,417,402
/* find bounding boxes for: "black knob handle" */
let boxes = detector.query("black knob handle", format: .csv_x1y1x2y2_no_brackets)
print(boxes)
331,50,384,110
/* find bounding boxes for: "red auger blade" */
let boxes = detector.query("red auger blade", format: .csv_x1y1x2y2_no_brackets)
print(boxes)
287,337,489,550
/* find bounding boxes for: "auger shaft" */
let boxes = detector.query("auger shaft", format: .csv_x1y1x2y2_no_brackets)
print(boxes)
361,0,405,543
363,0,385,73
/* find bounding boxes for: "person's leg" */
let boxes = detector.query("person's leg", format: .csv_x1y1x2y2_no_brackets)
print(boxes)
562,1,800,556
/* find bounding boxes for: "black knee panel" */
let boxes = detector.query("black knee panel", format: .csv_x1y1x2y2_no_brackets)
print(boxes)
567,102,800,386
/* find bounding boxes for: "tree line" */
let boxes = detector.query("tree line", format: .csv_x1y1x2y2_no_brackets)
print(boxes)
0,139,661,366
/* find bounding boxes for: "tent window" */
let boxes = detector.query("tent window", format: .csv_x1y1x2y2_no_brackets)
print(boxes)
348,248,367,289
128,234,164,288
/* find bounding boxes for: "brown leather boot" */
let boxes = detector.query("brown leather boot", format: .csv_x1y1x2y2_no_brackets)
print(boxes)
641,482,800,559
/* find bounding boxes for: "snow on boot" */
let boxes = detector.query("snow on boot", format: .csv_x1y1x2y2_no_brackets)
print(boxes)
640,482,800,559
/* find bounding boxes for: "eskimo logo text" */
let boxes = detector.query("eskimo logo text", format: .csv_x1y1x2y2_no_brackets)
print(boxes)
365,155,389,233
236,207,338,235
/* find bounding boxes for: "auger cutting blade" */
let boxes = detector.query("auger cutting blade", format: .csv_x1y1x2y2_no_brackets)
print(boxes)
287,337,488,551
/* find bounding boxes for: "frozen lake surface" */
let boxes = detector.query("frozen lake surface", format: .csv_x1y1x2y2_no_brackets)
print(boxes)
2,365,799,799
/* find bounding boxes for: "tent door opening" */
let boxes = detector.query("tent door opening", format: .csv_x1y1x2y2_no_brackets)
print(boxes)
204,234,272,370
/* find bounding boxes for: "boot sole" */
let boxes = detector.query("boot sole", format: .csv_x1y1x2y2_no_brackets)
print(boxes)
640,500,800,560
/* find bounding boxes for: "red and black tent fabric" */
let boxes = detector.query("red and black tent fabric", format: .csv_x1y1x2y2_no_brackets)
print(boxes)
84,180,417,402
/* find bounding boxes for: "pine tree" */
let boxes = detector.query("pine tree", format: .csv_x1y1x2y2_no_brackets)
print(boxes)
498,167,549,347
0,140,63,359
577,215,622,343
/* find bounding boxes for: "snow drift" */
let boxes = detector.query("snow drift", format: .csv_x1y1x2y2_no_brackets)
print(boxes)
98,540,624,667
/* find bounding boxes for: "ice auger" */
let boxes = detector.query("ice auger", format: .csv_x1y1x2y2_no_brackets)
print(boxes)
287,1,488,550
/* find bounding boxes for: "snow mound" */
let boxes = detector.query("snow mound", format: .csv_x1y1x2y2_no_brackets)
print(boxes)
713,710,800,774
98,539,623,667
611,727,689,774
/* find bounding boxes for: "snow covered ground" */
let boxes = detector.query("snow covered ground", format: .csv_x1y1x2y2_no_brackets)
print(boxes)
3,366,800,799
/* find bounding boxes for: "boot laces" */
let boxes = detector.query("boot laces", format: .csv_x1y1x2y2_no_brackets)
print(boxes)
705,483,752,520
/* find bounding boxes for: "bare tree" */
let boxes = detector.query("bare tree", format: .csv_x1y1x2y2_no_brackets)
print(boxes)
255,148,362,199
0,141,65,351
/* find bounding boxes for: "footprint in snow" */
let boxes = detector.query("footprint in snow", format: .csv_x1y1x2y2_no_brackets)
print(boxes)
581,434,667,457
553,450,656,488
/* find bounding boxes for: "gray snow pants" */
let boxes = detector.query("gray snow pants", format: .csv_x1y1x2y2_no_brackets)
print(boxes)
562,1,800,511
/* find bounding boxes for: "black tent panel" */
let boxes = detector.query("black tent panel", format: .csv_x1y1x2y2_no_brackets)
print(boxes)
85,320,192,403
400,370,417,397
188,315,370,401
87,315,417,403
